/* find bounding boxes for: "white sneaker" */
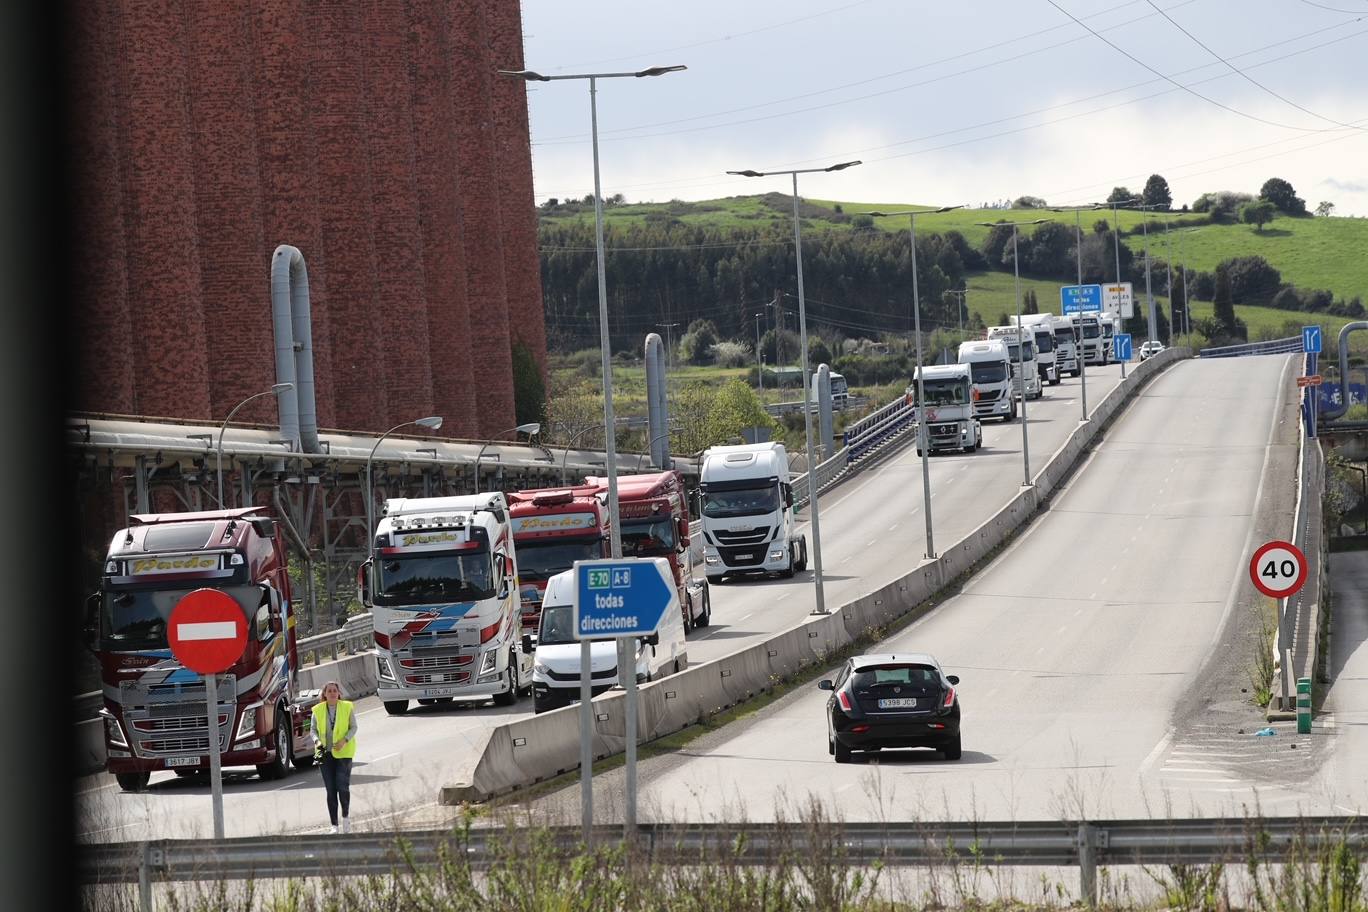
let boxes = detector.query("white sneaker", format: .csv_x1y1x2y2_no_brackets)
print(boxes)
341,818,352,834
329,825,338,835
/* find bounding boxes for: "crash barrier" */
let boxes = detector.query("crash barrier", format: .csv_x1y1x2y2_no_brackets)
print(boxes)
81,815,1366,912
437,348,1187,804
764,395,868,416
1199,336,1303,358
789,445,850,510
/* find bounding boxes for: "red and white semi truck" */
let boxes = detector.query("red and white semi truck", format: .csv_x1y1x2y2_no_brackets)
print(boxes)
507,484,611,639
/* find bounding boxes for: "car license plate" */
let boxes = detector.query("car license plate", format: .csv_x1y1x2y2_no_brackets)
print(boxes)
877,697,918,709
165,756,200,768
735,553,754,561
423,686,459,698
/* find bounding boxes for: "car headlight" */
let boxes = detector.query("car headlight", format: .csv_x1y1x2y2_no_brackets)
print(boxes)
533,662,550,677
235,703,261,740
103,713,127,748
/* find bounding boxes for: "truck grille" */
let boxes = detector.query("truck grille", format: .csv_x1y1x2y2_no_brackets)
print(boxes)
713,527,771,546
399,654,474,669
131,714,227,733
718,546,767,567
404,671,471,686
927,423,959,445
143,736,214,754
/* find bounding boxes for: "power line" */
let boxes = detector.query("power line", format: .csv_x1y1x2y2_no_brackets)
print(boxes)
1144,0,1366,130
1043,0,1341,133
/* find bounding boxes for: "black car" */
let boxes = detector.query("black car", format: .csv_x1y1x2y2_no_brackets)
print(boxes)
819,653,961,763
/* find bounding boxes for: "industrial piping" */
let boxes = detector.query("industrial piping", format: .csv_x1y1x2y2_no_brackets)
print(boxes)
270,245,321,453
1318,320,1368,421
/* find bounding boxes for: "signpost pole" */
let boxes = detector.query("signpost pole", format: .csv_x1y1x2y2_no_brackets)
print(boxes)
205,671,225,840
623,637,638,841
580,640,592,842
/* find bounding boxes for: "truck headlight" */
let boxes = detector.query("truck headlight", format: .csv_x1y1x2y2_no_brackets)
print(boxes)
103,713,127,748
769,550,785,560
477,650,499,681
377,656,395,681
235,703,261,740
705,556,719,565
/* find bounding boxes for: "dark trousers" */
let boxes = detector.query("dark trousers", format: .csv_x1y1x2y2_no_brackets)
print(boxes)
319,753,353,825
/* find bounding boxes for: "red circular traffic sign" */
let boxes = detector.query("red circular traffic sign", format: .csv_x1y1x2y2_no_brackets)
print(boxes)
1249,540,1308,599
169,589,248,674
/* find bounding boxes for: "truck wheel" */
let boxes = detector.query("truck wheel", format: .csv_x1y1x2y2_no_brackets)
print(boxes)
493,661,518,706
1072,369,1081,378
694,586,711,629
116,771,150,792
795,537,808,573
292,750,316,770
780,544,796,579
707,573,725,585
1050,376,1061,386
383,700,409,716
256,713,291,781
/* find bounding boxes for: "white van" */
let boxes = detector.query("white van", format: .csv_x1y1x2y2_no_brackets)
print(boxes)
527,568,688,714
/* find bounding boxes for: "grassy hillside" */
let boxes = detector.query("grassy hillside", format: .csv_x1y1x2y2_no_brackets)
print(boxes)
540,195,1367,302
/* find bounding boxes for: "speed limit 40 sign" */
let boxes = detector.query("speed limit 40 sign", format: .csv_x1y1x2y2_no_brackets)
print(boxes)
1249,540,1308,599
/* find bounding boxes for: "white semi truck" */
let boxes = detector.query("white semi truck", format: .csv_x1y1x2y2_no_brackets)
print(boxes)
699,441,807,582
1011,313,1061,386
957,339,1015,422
1071,313,1105,366
986,326,1042,400
909,363,983,454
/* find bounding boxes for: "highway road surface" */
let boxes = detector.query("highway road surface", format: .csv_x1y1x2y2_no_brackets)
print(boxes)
518,354,1366,825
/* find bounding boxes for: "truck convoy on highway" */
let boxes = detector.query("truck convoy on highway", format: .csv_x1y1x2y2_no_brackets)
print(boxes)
508,484,610,638
986,326,1042,401
957,339,1016,422
1099,313,1121,362
698,441,808,582
88,507,319,792
364,492,532,715
909,364,983,455
1010,313,1061,386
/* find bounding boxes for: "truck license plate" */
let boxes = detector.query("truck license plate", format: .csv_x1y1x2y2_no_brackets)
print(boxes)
423,687,459,698
735,553,754,561
164,756,201,768
877,698,918,709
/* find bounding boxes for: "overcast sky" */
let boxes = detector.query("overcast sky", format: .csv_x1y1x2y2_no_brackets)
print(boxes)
519,0,1368,215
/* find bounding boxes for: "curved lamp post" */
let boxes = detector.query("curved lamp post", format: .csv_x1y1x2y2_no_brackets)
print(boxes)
474,422,542,492
559,424,607,486
216,383,294,508
366,416,443,561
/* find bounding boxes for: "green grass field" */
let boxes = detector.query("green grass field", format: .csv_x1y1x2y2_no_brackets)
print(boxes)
541,195,1368,302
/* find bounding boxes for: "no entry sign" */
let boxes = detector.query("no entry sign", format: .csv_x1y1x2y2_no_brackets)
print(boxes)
1249,540,1308,600
169,589,248,674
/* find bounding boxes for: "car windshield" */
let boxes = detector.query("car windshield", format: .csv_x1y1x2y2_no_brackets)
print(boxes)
539,605,575,646
915,378,968,406
377,551,494,604
702,485,779,518
852,664,941,689
622,517,676,556
102,584,260,650
515,539,601,582
968,361,1007,384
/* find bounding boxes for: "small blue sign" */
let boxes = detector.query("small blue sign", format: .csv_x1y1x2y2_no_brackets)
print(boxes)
1061,284,1103,314
573,558,677,639
1113,333,1133,361
1303,325,1322,354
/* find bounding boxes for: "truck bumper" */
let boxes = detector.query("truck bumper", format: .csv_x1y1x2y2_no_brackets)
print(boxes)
972,396,1012,419
105,744,272,774
704,543,791,574
533,681,616,714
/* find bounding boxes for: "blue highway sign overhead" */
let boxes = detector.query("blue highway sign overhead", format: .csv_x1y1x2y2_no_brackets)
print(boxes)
573,557,678,639
1061,284,1103,314
1303,325,1322,354
1113,333,1133,361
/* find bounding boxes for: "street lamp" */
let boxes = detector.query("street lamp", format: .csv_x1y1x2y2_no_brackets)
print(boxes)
365,416,444,561
754,312,765,393
216,383,294,508
559,424,606,486
474,423,542,491
1050,204,1102,403
978,219,1049,487
501,63,685,564
726,159,863,615
868,206,964,560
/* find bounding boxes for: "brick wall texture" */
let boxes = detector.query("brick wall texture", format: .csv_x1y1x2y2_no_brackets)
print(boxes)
66,0,545,438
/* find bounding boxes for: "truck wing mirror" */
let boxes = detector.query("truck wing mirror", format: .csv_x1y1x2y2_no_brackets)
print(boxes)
782,484,793,508
642,632,660,648
83,592,101,644
358,559,373,606
522,634,534,655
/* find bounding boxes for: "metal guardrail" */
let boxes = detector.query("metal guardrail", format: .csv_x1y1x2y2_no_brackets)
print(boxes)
789,445,850,510
81,816,1368,910
764,395,868,417
1199,336,1304,358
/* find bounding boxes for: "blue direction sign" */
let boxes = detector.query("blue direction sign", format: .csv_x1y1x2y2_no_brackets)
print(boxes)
1303,325,1322,354
573,557,678,639
1113,333,1133,361
1061,284,1103,314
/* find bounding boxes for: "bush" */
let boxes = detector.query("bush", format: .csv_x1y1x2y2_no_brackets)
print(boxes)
679,319,720,365
808,336,833,368
850,213,874,229
709,339,752,368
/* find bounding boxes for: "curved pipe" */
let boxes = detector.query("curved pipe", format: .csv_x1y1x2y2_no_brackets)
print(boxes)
1320,321,1368,421
270,245,320,452
645,333,667,469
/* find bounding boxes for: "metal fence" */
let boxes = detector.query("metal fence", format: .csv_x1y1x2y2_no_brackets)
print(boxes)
1199,336,1304,358
81,816,1368,910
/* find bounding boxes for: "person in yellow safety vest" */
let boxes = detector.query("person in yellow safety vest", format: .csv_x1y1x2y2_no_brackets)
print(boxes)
310,681,358,834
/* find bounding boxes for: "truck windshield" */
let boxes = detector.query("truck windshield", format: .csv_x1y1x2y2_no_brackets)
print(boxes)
1054,329,1074,344
622,517,676,556
377,551,493,604
1035,333,1054,353
702,485,779,518
102,584,260,650
1083,324,1100,339
515,539,601,582
539,605,575,646
915,379,968,405
968,361,1007,384
831,377,848,396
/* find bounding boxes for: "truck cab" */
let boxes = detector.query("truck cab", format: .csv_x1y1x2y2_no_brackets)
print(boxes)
525,568,688,714
364,492,532,715
957,340,1016,422
986,326,1042,401
586,470,711,630
909,364,982,454
698,442,807,583
1047,314,1080,377
1071,314,1105,365
508,485,609,639
88,507,317,792
1011,314,1060,386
